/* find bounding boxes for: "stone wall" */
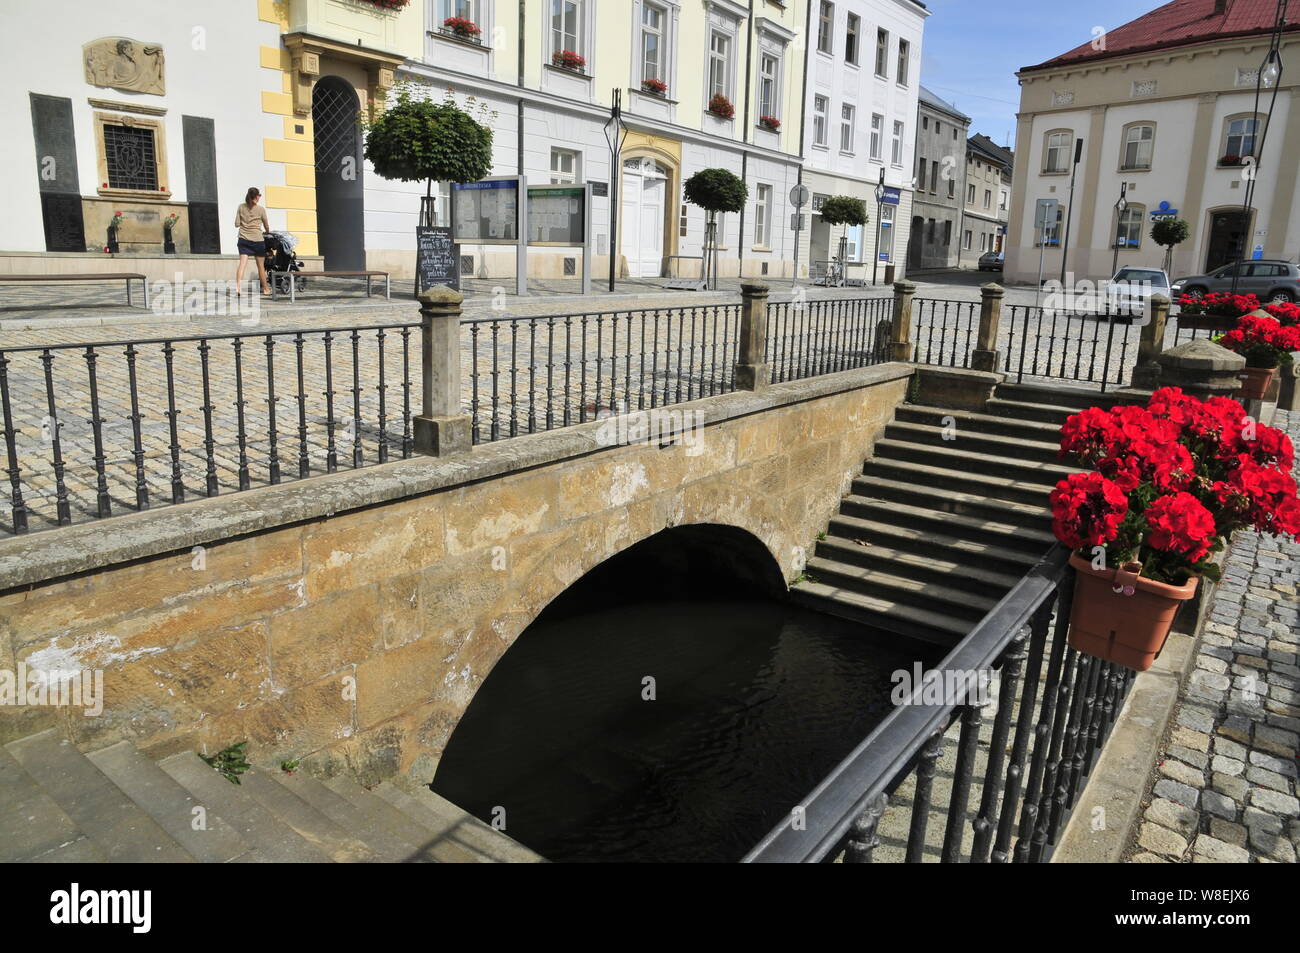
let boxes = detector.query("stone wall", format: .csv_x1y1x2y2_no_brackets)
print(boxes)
0,364,911,786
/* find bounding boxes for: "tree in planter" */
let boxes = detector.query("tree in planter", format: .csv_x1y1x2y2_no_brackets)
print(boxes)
1151,217,1189,276
818,195,868,283
363,82,494,228
684,168,747,290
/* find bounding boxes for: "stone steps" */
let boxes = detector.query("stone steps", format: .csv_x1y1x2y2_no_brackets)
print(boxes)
1,729,541,863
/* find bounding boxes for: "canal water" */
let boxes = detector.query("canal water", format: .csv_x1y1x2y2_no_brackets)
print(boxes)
432,592,939,863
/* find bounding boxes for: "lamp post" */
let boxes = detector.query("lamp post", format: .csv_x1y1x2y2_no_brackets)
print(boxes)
1059,137,1084,286
1111,182,1128,280
1230,0,1286,296
873,167,885,286
602,89,629,292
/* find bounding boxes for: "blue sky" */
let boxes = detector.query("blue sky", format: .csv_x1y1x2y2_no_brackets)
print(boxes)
917,0,1150,150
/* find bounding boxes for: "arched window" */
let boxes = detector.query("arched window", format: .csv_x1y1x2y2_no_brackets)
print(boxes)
1119,123,1155,171
1221,114,1262,164
1043,129,1072,173
1114,204,1146,249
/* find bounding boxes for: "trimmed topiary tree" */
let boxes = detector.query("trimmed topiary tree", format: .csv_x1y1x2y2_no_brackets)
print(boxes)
818,196,868,282
364,83,494,226
684,168,748,288
1151,217,1189,276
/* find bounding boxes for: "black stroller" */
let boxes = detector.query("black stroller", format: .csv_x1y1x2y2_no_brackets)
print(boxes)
264,231,307,295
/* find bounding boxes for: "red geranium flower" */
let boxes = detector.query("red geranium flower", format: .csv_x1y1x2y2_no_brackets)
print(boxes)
1144,492,1217,563
1050,472,1130,550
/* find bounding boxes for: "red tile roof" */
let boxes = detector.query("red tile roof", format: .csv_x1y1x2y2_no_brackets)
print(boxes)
1022,0,1299,73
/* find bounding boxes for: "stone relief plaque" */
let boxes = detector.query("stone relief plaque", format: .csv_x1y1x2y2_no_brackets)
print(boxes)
84,38,165,95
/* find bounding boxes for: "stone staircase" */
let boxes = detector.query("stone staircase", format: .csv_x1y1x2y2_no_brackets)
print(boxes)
0,729,541,863
791,382,1142,647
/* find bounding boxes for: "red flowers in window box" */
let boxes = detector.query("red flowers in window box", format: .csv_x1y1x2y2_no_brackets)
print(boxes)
362,0,411,10
759,115,781,131
552,50,586,72
443,16,482,39
641,78,668,95
707,93,735,120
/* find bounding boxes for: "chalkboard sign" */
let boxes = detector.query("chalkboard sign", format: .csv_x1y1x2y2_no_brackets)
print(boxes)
416,226,459,294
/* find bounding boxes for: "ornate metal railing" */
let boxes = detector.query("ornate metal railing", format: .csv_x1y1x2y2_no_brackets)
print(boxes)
765,295,893,383
912,298,979,369
1003,304,1144,392
744,545,1136,863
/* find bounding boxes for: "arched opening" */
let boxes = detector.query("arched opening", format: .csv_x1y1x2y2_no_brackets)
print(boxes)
430,524,938,862
312,76,365,270
620,156,671,278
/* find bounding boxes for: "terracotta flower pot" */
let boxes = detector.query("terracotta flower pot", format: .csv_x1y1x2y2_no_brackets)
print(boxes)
1067,553,1198,672
1239,366,1276,401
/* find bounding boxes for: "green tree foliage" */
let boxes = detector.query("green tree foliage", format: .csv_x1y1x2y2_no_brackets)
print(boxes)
683,168,748,214
1152,218,1189,273
819,195,868,227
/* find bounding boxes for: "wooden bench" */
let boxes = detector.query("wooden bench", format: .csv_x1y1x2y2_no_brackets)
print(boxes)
269,270,390,303
0,272,149,308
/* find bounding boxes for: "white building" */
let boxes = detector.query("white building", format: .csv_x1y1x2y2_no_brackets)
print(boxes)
800,0,927,283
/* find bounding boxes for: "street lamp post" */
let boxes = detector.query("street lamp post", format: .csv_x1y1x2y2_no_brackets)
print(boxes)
873,167,885,286
1230,0,1286,296
1111,182,1128,280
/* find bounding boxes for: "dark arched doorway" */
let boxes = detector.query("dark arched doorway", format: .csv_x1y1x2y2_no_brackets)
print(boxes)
429,524,937,862
907,215,924,270
312,76,365,270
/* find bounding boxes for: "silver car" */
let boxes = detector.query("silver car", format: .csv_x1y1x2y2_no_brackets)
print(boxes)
1171,260,1300,303
1107,267,1170,316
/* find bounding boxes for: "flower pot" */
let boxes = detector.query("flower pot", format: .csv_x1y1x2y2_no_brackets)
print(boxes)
1239,365,1276,401
106,225,120,254
1176,314,1236,332
1066,553,1198,672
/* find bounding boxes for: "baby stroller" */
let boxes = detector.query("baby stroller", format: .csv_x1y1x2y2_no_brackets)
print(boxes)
264,231,307,295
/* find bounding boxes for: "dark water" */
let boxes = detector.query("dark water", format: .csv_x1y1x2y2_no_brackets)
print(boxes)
431,597,937,863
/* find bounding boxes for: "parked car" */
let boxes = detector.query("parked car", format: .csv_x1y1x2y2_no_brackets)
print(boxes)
1170,259,1300,303
977,250,1004,272
1107,266,1171,316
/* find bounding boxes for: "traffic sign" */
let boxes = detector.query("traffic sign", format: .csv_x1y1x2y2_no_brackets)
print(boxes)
790,213,805,231
790,184,810,208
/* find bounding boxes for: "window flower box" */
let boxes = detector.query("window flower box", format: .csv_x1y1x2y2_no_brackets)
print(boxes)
708,93,735,121
360,0,411,9
552,50,586,73
442,16,482,42
641,78,668,96
1218,154,1243,167
758,115,781,132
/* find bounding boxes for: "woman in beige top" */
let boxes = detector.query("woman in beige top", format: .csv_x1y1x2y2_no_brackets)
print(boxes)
234,187,272,295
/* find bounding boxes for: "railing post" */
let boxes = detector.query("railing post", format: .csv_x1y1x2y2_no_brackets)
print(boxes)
414,287,473,456
971,282,1004,372
887,280,916,362
1130,293,1170,389
734,281,771,391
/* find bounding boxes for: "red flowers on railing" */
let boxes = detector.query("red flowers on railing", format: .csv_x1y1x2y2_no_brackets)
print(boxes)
1177,292,1261,318
759,115,781,131
641,77,668,95
707,93,735,120
552,50,586,72
1216,314,1300,369
443,16,482,38
1052,388,1300,584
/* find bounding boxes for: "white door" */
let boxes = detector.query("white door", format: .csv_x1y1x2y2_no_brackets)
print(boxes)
621,158,666,278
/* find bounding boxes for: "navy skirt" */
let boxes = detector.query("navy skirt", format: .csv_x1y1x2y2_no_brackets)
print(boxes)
238,238,267,256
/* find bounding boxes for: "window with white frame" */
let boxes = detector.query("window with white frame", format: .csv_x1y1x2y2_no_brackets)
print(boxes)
813,95,828,146
550,147,579,184
1043,130,1071,173
754,184,772,246
1120,123,1154,170
891,119,903,164
875,29,889,78
441,0,479,27
870,113,882,159
841,103,856,153
709,31,732,100
980,233,987,252
963,229,972,250
640,2,666,83
551,0,583,59
948,177,955,199
917,157,927,190
1115,204,1145,248
983,188,992,209
845,14,860,65
897,38,909,85
679,202,689,238
967,182,975,203
1224,116,1258,159
758,52,779,119
817,1,834,55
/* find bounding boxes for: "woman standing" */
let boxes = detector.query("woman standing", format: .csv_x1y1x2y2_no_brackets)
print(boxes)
234,187,272,295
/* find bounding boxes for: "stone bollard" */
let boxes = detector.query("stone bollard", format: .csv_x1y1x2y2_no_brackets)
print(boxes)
1130,293,1171,390
734,281,771,391
970,282,1004,372
888,280,916,363
413,286,474,456
1153,338,1246,401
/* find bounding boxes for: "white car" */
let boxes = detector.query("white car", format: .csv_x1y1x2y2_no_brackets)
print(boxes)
1105,267,1171,321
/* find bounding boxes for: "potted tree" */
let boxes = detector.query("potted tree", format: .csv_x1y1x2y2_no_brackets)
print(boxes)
1214,313,1300,399
1151,217,1188,276
819,195,868,284
1052,387,1300,670
683,168,747,291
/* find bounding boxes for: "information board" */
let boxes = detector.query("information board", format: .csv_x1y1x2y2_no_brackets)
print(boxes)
415,226,459,294
527,186,585,245
452,179,519,244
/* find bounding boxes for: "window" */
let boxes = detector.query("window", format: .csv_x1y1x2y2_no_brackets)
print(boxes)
550,147,578,184
1121,123,1154,170
980,233,987,252
963,230,972,250
930,162,938,194
917,157,927,189
709,31,732,99
922,116,929,130
551,0,582,57
841,104,856,153
897,38,909,85
967,183,976,203
641,3,665,83
1224,116,1259,158
845,14,860,65
927,219,936,243
754,184,772,246
679,202,689,238
442,0,479,24
875,29,889,78
1115,204,1145,249
813,95,828,146
758,52,778,119
870,113,883,159
817,1,833,55
103,123,159,191
891,120,903,164
1044,130,1072,173
935,122,940,136
1035,205,1064,247
948,178,955,199
983,189,992,209
943,220,952,246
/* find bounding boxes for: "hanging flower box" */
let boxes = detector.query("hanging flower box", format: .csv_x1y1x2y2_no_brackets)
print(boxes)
1052,388,1300,670
359,0,411,10
758,115,781,132
1214,313,1300,399
641,77,668,96
442,16,482,42
551,50,586,73
707,93,735,120
1176,292,1261,331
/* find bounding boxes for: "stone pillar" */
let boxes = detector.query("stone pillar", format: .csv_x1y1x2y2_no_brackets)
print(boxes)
734,281,771,391
888,280,916,363
1130,293,1171,390
970,282,1004,372
1153,338,1246,401
413,287,473,456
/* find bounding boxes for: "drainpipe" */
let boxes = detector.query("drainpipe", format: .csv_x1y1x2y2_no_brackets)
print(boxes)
737,0,755,270
796,0,813,283
517,0,525,177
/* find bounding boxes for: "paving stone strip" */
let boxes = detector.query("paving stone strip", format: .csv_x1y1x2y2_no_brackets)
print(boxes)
1128,409,1300,864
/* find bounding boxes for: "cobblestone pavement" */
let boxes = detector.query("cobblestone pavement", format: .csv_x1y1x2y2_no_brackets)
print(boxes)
1130,410,1300,864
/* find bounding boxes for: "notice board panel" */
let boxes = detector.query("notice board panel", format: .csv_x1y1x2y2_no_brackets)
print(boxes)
527,186,585,246
452,178,519,244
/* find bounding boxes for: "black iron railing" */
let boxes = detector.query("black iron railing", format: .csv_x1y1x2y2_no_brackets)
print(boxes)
912,298,979,369
765,296,893,383
1004,304,1144,391
744,545,1136,863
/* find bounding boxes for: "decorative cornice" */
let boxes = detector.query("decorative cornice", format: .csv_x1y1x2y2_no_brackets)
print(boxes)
87,98,166,116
